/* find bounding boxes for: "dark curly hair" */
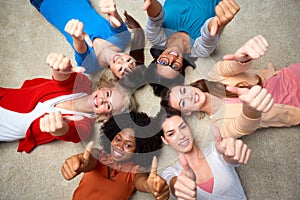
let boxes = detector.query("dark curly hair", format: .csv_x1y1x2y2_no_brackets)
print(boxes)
100,111,163,167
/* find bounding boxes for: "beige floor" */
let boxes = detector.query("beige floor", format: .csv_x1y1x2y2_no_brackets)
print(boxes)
0,0,299,199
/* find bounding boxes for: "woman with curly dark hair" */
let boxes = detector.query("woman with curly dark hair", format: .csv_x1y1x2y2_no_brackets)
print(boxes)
61,111,169,200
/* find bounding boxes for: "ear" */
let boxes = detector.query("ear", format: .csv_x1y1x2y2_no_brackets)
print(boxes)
161,136,169,145
183,110,192,116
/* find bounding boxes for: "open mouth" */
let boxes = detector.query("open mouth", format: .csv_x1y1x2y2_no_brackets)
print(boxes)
169,50,178,57
94,95,98,108
179,138,190,148
194,92,200,103
112,149,124,158
112,54,120,63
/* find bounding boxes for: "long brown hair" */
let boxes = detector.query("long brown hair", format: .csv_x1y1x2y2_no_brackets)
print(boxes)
160,75,263,109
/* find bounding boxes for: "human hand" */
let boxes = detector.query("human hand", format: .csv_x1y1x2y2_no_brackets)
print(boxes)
64,19,93,48
124,10,141,29
61,141,94,180
99,0,122,27
143,0,152,10
147,156,170,200
40,111,71,136
226,85,274,113
174,155,196,200
212,125,251,165
210,0,240,36
223,35,269,63
46,52,85,73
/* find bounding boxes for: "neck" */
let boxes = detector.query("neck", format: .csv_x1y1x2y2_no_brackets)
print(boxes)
167,32,191,54
72,95,94,113
180,144,205,166
199,93,222,116
93,38,121,67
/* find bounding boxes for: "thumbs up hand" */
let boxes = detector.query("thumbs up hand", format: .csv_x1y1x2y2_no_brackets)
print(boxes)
147,156,170,200
212,125,251,165
173,155,197,200
226,85,274,115
61,141,94,180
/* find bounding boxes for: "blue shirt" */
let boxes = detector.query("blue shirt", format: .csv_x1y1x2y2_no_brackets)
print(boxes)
40,0,130,74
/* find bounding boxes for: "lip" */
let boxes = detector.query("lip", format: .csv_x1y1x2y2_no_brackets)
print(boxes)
112,148,124,158
94,95,98,108
194,92,200,103
179,138,190,148
112,54,120,63
169,50,178,57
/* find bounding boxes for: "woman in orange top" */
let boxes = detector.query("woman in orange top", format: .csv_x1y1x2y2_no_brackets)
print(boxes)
61,112,170,200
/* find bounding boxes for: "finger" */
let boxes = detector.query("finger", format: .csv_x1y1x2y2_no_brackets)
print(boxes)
262,98,274,113
244,149,252,164
39,117,46,132
143,0,152,10
233,139,243,161
55,111,63,129
226,86,249,96
178,155,196,181
256,93,273,112
83,141,94,161
209,17,219,36
49,112,57,132
71,66,86,73
224,137,235,157
109,15,122,27
223,54,235,60
61,161,77,180
238,143,248,164
150,156,158,174
84,33,93,48
42,114,50,132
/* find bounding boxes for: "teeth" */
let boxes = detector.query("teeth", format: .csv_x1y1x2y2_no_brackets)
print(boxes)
194,93,199,103
180,139,189,147
113,149,122,157
169,51,178,56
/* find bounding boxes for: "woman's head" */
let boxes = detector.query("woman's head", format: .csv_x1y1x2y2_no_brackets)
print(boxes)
161,85,207,116
158,110,194,154
93,83,137,122
109,53,138,79
101,112,162,166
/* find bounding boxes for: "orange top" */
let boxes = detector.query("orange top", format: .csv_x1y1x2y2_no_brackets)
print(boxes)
73,151,139,200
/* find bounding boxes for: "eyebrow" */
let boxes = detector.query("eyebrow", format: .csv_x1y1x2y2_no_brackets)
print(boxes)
178,122,185,128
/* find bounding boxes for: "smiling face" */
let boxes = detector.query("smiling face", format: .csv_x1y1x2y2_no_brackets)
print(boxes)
156,48,183,79
110,53,137,79
110,128,136,163
161,115,193,153
169,85,206,115
92,87,125,117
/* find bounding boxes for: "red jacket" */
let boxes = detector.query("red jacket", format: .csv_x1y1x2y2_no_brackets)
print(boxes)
0,73,94,153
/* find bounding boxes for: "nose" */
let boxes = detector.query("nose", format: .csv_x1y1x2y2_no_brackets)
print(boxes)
116,141,124,150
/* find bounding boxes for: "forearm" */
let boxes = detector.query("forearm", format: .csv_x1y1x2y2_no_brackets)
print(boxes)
214,59,253,77
191,18,219,58
134,173,151,192
73,38,88,53
147,0,162,18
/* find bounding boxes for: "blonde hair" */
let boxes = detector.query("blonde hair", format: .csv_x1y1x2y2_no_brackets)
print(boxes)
94,76,137,122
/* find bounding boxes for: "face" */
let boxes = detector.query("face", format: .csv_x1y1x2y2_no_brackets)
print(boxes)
110,53,137,79
156,48,183,79
161,115,193,153
111,128,136,162
169,86,206,115
92,87,125,117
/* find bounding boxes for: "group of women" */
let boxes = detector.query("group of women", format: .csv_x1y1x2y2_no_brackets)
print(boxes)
1,0,299,199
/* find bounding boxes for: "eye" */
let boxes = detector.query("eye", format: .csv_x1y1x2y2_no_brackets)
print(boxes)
181,100,185,108
180,124,187,130
126,58,131,63
107,103,112,111
125,143,132,149
158,57,169,65
118,66,123,72
106,91,110,97
166,131,174,137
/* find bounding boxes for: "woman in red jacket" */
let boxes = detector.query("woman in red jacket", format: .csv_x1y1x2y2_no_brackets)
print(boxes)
0,53,134,153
